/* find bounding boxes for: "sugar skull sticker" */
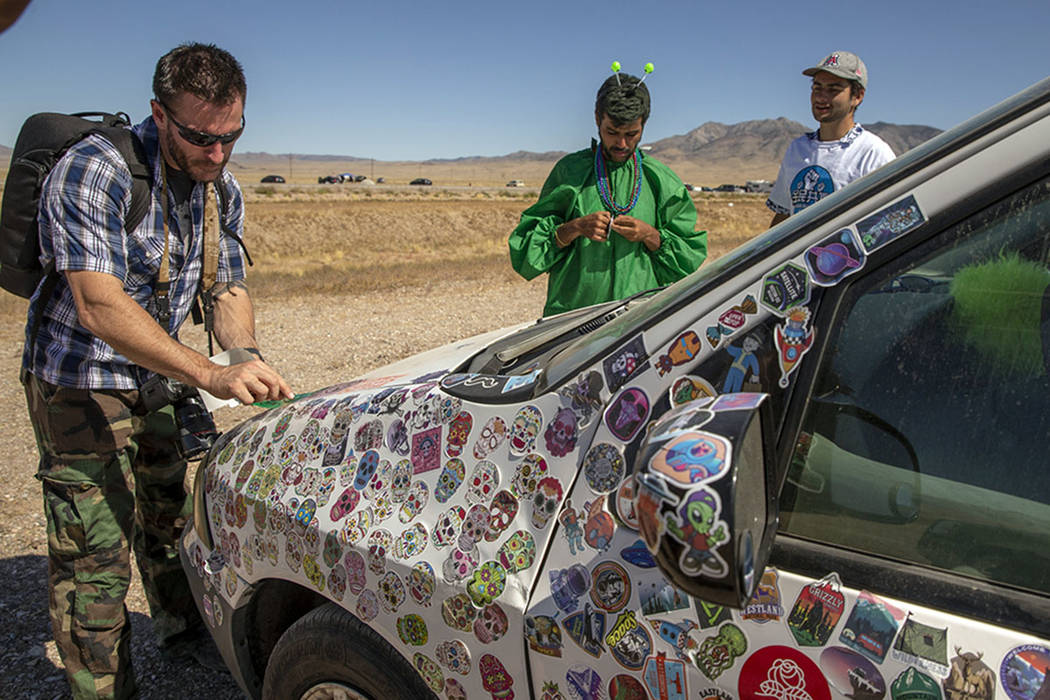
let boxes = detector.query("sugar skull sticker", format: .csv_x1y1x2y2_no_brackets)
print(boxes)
511,453,549,498
435,458,465,504
466,460,500,505
432,506,466,549
544,407,578,457
435,639,471,676
473,416,507,460
531,476,564,529
445,411,473,458
474,602,509,644
485,490,519,542
407,561,436,607
509,405,543,456
496,529,536,573
558,370,604,427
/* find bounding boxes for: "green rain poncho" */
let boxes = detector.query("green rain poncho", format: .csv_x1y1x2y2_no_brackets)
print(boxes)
509,145,706,316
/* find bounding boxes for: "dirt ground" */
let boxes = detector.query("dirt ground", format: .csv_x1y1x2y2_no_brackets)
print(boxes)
0,192,768,698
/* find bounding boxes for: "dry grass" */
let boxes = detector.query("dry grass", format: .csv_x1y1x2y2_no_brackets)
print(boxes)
0,189,770,318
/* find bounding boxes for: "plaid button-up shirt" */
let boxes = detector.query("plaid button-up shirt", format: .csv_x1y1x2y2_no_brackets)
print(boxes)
23,116,247,390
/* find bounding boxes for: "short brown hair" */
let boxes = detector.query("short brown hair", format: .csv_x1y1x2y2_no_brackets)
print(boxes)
153,43,246,106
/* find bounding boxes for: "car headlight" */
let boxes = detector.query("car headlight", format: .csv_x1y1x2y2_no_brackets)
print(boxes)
192,453,214,551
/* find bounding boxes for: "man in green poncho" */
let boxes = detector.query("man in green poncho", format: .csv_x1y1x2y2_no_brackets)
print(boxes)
509,71,707,316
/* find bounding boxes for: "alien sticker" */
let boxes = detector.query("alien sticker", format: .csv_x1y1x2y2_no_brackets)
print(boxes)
663,487,729,578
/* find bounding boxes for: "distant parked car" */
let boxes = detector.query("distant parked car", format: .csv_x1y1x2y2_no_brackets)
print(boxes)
376,177,385,184
260,175,285,184
338,173,354,183
506,179,525,187
746,179,774,194
318,175,340,184
715,183,745,193
684,183,695,191
409,178,432,186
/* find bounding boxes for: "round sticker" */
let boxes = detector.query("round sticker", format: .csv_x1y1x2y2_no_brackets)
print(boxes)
582,442,625,494
1001,644,1050,700
739,645,831,700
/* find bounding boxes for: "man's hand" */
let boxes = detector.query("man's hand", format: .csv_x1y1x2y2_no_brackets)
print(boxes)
611,215,661,250
204,359,293,405
556,211,613,246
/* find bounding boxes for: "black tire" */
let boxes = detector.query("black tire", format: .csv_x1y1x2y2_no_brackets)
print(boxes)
262,603,437,700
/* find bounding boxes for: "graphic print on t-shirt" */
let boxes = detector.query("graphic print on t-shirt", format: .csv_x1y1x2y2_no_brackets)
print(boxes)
790,165,834,213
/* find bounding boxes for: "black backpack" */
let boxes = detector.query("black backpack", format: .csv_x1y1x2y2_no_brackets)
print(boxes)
0,111,152,298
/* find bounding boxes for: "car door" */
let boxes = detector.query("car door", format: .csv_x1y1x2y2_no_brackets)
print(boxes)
765,172,1050,700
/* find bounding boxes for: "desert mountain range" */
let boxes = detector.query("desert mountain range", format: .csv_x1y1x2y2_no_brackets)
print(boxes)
1,119,941,186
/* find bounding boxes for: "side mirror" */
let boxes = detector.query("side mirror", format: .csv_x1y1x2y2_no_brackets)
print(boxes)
632,394,778,608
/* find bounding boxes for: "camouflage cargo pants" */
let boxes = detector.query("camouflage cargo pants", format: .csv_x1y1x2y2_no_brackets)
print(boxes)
23,373,203,700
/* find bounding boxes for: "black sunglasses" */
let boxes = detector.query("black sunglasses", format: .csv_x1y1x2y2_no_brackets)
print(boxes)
159,101,244,147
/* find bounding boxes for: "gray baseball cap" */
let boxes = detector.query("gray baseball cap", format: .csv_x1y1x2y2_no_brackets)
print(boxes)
803,51,868,89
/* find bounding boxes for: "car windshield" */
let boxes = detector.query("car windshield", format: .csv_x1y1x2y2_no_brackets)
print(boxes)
541,76,1050,391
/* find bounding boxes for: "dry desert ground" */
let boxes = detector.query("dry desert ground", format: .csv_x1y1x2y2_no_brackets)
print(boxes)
0,184,769,698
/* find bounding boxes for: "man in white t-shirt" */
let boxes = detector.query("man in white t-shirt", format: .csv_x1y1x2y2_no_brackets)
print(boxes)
767,50,895,226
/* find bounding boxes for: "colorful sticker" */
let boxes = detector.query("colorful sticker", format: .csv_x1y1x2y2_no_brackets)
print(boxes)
396,613,428,646
664,486,729,578
787,572,845,647
589,561,631,613
891,667,942,700
695,623,748,681
550,563,591,614
559,370,604,427
774,306,815,388
650,431,730,486
566,665,604,700
509,405,543,455
821,646,887,699
742,569,784,624
410,426,442,474
445,411,473,458
944,649,995,700
761,262,810,315
605,609,651,671
603,334,649,393
644,652,688,700
473,602,509,644
1001,644,1050,700
670,375,718,407
564,603,607,658
473,416,507,460
839,590,906,664
479,654,515,699
806,228,866,286
526,615,564,657
891,614,950,677
531,476,564,530
639,578,691,615
857,195,925,252
435,639,471,676
583,443,626,494
657,330,703,375
738,645,831,700
545,407,579,457
604,388,651,442
695,598,733,629
608,674,649,700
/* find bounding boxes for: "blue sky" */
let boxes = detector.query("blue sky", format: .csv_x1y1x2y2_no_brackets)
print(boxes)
1,0,1048,160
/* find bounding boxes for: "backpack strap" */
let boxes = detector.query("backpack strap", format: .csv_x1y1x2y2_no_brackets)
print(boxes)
97,125,152,233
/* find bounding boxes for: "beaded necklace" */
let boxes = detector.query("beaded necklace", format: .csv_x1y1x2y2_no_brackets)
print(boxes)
594,143,643,215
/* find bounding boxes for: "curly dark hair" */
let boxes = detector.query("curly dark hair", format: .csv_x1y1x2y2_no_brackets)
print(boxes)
595,73,651,125
153,42,246,106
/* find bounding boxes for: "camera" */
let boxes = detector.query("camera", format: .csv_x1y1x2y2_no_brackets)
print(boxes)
139,374,219,460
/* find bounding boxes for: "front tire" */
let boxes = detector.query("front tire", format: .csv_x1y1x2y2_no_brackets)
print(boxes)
262,603,436,700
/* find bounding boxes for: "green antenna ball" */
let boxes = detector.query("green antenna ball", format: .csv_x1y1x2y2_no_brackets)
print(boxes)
644,62,654,73
611,61,621,72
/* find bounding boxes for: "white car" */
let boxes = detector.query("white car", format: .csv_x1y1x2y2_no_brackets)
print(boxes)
182,76,1050,700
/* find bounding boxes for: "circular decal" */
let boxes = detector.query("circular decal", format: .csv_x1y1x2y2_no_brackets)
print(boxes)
589,561,631,612
583,443,625,494
739,645,831,700
608,674,648,700
1002,644,1050,700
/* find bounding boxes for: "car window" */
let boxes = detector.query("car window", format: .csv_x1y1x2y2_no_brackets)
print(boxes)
779,176,1050,595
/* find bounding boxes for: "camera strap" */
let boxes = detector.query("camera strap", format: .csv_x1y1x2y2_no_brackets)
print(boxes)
157,162,221,354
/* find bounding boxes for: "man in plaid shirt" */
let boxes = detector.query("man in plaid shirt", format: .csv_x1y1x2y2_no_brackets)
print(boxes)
21,43,292,699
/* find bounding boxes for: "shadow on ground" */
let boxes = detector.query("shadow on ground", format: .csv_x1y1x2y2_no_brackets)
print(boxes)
0,555,244,699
